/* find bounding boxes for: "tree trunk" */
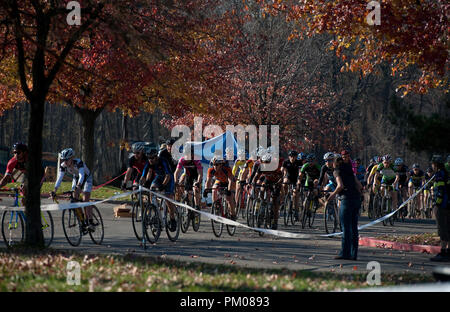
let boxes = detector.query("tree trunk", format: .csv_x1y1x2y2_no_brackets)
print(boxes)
24,96,45,247
74,106,103,182
119,114,128,172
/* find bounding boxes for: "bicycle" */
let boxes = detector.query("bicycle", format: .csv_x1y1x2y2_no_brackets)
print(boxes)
245,183,260,228
143,187,181,243
380,184,395,226
407,185,422,219
255,183,277,236
236,181,249,221
282,183,301,226
1,187,54,248
178,183,201,233
423,188,434,219
301,185,320,229
324,190,341,235
206,187,236,237
54,191,104,246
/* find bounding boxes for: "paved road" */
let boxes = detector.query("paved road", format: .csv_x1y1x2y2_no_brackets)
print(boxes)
0,197,443,277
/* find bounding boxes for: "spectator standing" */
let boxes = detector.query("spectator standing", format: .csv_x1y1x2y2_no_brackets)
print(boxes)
327,154,363,260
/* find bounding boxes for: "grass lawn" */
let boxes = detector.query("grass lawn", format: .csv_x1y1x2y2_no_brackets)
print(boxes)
0,247,436,292
3,182,129,201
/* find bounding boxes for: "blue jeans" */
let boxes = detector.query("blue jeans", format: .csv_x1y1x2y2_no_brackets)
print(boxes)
339,195,361,259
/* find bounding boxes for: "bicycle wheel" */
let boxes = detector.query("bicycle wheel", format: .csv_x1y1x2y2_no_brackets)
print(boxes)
246,196,253,226
211,201,223,237
180,195,191,234
41,211,54,248
226,213,236,236
2,211,24,248
88,206,104,245
257,202,266,237
131,201,143,241
368,192,374,219
239,191,247,220
301,197,310,229
62,209,82,246
143,202,161,244
324,200,338,234
388,198,395,226
164,202,180,242
281,195,289,226
192,206,201,232
308,199,317,228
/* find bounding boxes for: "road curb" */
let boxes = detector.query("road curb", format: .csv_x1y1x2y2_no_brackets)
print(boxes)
359,236,441,254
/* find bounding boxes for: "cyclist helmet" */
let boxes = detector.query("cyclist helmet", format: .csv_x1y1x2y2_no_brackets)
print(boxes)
323,152,334,161
211,156,225,165
256,146,266,158
412,163,420,169
383,154,392,162
12,142,28,153
147,149,158,158
60,148,74,161
307,153,316,162
288,150,298,157
132,142,146,153
298,152,306,160
426,167,433,173
237,148,246,158
431,155,443,164
261,153,272,163
165,138,176,146
395,158,404,166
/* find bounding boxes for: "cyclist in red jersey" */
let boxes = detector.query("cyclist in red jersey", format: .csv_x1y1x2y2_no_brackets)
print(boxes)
121,142,149,189
0,142,28,189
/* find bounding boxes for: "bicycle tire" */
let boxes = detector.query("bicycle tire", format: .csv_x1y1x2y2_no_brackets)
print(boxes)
246,196,253,227
388,199,395,226
164,202,180,242
257,202,266,237
211,201,223,238
180,195,191,234
192,206,201,232
226,214,236,236
131,201,143,241
281,194,289,226
308,199,317,228
88,206,104,245
1,211,24,248
62,209,82,246
143,202,161,244
42,211,54,248
324,200,338,234
301,197,310,229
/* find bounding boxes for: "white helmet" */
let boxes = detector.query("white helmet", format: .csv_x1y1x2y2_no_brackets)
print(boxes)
60,148,74,161
132,142,146,153
323,152,335,161
261,153,272,163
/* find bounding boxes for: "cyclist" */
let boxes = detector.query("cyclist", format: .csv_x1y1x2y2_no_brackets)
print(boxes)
121,142,149,190
159,138,177,174
373,154,399,213
408,163,425,217
280,150,301,220
394,158,409,209
319,152,337,192
297,153,321,211
0,142,29,189
430,155,449,262
51,148,95,232
423,167,434,214
250,152,283,229
233,148,249,206
355,158,365,187
204,157,237,220
141,149,178,232
174,144,203,210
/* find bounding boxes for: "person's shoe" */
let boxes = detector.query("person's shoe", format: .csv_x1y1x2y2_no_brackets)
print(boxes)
431,249,450,262
271,221,278,230
169,218,177,232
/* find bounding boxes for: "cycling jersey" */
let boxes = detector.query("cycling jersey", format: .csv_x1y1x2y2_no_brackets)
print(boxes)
143,157,174,195
424,173,434,190
55,158,92,192
370,163,382,183
282,159,302,183
177,157,202,178
356,164,365,182
128,155,149,174
207,166,234,184
5,156,27,183
232,159,246,178
300,162,321,186
257,160,283,184
395,164,409,186
409,169,425,187
376,163,397,185
319,164,336,187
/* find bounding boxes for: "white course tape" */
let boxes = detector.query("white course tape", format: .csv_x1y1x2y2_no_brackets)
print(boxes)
0,189,139,212
0,175,436,240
